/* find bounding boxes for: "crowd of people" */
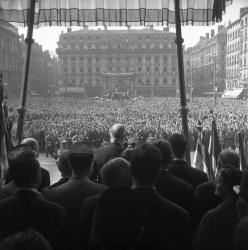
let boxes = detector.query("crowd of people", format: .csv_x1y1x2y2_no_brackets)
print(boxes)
0,123,248,250
7,96,248,154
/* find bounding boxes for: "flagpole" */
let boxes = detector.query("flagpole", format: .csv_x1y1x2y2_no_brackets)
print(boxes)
174,0,191,166
16,0,36,145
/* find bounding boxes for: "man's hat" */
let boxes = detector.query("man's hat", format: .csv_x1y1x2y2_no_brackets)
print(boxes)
69,142,94,161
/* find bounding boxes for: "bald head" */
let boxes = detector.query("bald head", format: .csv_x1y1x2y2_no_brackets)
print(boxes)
218,149,240,170
110,124,125,142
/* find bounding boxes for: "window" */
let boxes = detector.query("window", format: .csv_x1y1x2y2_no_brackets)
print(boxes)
163,78,167,85
146,78,151,86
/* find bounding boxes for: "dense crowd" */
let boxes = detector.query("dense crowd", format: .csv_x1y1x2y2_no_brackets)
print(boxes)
0,125,248,250
7,96,248,152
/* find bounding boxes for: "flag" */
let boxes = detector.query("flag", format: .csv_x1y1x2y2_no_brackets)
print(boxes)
193,137,204,172
0,74,8,185
202,134,215,181
244,134,248,166
238,133,246,171
209,118,221,176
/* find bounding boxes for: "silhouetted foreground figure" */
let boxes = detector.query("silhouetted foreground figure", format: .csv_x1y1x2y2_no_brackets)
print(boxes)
44,142,107,249
169,134,208,189
194,166,243,250
91,187,143,250
234,216,248,250
0,229,52,250
0,151,68,250
21,138,51,190
153,140,196,228
46,149,72,189
195,149,240,226
80,157,132,249
91,124,126,182
130,143,192,250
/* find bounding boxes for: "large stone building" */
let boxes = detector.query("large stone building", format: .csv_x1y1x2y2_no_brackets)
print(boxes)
226,19,240,84
240,7,248,83
20,35,58,96
56,26,180,97
191,25,227,95
0,20,23,96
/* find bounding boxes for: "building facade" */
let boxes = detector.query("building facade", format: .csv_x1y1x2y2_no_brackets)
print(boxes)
191,25,227,95
20,35,58,96
0,20,23,96
240,7,248,83
226,19,240,83
56,26,180,97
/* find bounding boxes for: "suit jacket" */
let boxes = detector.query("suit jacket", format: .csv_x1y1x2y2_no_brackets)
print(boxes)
156,170,196,228
39,167,51,191
195,181,222,226
80,194,100,249
133,187,192,250
0,190,68,250
169,159,208,189
194,197,239,250
43,177,107,229
91,141,125,181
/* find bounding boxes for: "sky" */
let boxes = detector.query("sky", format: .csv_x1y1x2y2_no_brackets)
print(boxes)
18,0,248,58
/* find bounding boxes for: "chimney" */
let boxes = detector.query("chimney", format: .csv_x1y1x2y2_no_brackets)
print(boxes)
206,33,209,39
211,29,215,37
200,36,204,41
67,28,72,33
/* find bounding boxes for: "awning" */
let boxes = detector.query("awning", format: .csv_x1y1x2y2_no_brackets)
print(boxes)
0,0,232,27
222,88,244,99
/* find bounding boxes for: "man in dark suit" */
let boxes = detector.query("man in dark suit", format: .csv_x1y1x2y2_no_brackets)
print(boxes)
43,142,107,248
0,151,68,250
91,123,126,182
46,150,71,189
194,166,243,250
130,143,192,250
195,149,240,226
80,157,132,248
22,137,51,190
168,133,208,189
153,140,196,228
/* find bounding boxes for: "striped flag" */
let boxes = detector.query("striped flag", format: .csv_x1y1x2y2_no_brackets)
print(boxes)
0,74,8,185
193,136,204,172
202,133,215,180
238,133,246,171
194,131,215,180
209,118,221,176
